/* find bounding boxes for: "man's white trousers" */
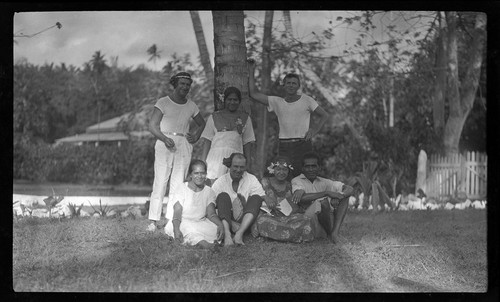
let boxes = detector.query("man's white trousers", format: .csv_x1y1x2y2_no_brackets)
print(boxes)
148,136,192,221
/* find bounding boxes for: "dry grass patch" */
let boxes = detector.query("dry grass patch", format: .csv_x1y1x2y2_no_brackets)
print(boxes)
13,209,487,292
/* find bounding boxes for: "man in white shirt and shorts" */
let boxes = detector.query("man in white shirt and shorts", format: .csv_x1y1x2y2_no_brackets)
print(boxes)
211,153,276,246
247,59,329,177
291,152,353,243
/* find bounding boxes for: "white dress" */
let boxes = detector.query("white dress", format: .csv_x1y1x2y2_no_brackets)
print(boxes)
164,183,218,245
201,113,255,180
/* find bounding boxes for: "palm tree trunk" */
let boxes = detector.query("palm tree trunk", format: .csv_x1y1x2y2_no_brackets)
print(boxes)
283,11,292,35
433,12,446,134
251,10,273,178
283,11,296,71
190,11,214,83
283,11,370,150
212,11,249,112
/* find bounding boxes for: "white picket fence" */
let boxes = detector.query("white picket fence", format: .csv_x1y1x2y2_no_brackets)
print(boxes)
425,152,487,199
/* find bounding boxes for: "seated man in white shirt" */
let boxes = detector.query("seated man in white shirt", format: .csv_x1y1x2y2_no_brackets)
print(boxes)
291,152,353,243
211,153,277,246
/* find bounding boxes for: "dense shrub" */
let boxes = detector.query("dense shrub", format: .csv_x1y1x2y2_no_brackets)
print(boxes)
315,125,366,181
123,138,156,185
13,134,155,185
13,135,54,182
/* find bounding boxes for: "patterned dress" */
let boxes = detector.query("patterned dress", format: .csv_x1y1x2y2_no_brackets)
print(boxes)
255,177,314,243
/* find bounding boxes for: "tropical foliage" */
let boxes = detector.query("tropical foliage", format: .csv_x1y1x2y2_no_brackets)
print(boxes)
244,11,486,195
13,11,486,192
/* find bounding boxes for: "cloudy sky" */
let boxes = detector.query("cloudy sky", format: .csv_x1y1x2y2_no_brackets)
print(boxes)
14,11,358,70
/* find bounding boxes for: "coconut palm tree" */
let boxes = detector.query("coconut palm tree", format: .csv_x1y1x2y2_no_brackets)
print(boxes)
87,51,108,144
212,11,249,112
190,11,214,83
250,10,274,178
282,11,370,150
147,44,161,68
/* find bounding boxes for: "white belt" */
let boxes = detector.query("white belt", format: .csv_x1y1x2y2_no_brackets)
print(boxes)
164,132,185,137
280,138,304,143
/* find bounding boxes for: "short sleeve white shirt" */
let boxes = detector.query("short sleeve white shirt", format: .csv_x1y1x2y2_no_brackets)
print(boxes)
154,96,200,134
211,171,265,201
291,174,344,200
267,94,319,139
201,114,256,145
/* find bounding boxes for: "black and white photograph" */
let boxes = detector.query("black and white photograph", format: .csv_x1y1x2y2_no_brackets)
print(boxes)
9,5,493,294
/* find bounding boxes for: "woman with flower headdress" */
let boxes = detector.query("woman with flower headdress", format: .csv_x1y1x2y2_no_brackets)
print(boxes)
255,156,315,243
200,87,255,183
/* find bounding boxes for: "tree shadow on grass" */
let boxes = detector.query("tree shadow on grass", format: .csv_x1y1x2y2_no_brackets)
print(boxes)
325,243,379,292
13,226,215,291
389,276,445,292
407,210,488,291
346,210,487,292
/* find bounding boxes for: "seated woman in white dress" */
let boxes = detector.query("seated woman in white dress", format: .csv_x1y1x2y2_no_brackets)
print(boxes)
164,159,224,249
200,87,256,183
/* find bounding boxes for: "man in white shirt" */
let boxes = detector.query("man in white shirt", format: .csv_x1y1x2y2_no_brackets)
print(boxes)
291,152,353,243
147,72,206,232
247,59,330,177
211,153,276,246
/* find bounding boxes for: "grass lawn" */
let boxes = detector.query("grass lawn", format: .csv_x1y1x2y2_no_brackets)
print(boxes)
12,209,488,292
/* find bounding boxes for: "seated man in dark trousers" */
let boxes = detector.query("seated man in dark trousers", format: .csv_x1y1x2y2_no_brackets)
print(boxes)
291,152,353,243
211,153,276,246
248,59,329,177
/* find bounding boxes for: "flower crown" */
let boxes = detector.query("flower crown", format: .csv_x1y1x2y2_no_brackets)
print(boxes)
267,161,294,174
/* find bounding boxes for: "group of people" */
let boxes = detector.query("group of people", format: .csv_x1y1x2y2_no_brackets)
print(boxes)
146,61,353,249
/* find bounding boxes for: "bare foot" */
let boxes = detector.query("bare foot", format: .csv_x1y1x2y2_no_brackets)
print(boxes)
230,220,241,233
233,232,245,245
224,236,235,247
329,232,341,244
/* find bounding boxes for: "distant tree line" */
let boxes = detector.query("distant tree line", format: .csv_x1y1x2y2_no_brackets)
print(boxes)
13,11,486,193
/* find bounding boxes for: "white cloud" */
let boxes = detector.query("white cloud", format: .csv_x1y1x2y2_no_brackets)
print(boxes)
12,10,383,70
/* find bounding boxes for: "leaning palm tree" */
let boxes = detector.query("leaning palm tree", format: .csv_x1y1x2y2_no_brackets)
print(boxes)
190,11,214,83
249,10,274,178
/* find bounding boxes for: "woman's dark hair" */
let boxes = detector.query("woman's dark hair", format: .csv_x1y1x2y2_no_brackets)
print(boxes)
302,152,321,166
222,152,246,168
188,159,207,175
169,72,193,88
264,155,293,178
223,86,242,102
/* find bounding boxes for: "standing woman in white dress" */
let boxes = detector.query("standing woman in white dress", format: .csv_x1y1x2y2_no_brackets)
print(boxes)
164,159,224,249
200,87,255,183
